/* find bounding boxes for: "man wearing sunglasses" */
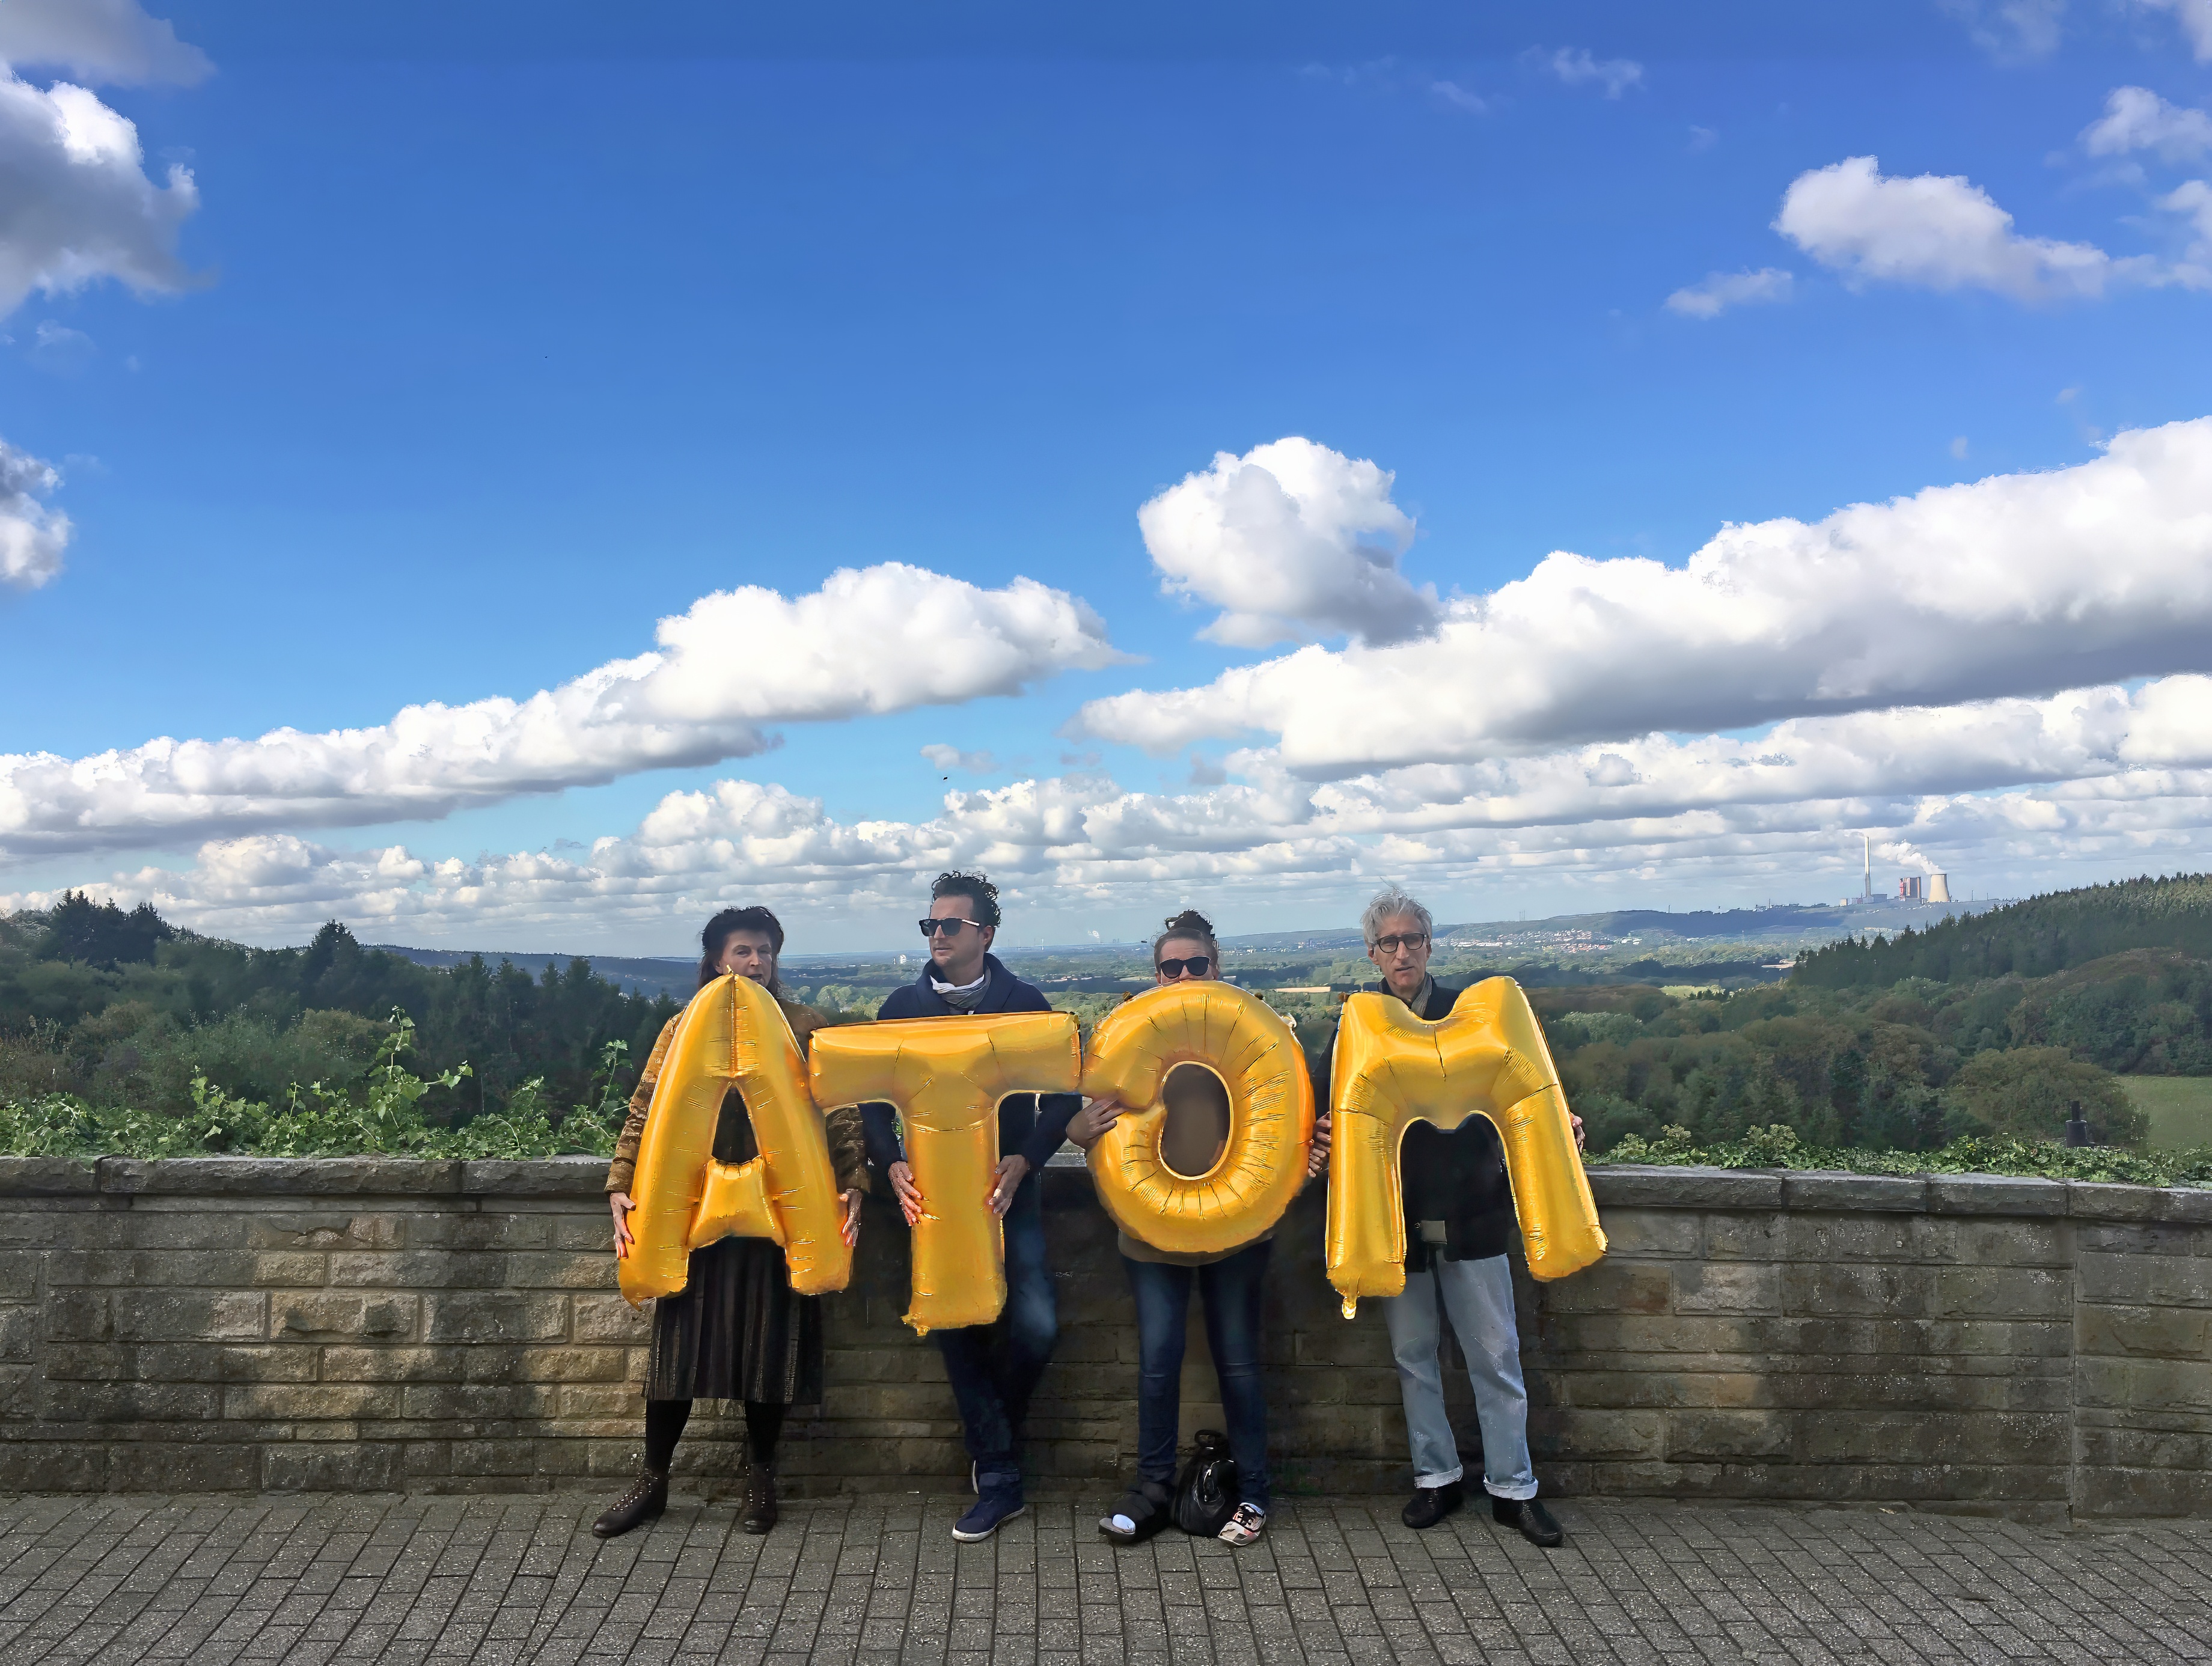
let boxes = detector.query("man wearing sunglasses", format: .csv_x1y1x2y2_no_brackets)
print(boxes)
1309,884,1581,1549
858,870,1082,1542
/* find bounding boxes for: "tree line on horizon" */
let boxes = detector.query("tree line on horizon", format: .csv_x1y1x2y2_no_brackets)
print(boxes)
7,876,2212,1158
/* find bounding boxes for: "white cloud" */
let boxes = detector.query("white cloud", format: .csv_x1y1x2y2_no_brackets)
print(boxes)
1664,267,1793,319
0,65,200,316
2129,0,2212,60
28,317,92,373
22,676,2212,944
1429,80,1488,115
1940,0,2066,60
921,743,998,774
1077,418,2212,777
1138,438,1437,648
2081,87,2212,163
2159,179,2212,270
0,563,1123,855
1774,155,2160,302
1538,48,1643,99
0,0,210,87
0,437,69,588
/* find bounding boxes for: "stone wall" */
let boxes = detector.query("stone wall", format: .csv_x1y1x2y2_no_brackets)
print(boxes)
0,1156,2204,1517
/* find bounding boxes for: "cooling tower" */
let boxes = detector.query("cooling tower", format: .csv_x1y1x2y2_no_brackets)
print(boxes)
1928,873,1951,903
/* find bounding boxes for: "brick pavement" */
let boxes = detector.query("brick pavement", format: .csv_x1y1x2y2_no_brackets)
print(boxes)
0,1494,2206,1665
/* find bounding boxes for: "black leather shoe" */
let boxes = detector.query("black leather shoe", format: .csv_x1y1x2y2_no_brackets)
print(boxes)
592,1469,668,1539
1491,1497,1563,1548
1402,1481,1464,1529
740,1461,778,1535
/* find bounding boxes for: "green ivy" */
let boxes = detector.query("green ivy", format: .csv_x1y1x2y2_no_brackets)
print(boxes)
1601,1122,2212,1187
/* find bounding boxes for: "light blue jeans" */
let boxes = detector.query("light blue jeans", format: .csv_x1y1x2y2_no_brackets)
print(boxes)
1381,1253,1537,1500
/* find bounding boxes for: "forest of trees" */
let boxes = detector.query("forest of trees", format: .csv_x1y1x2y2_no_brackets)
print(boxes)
0,894,678,1129
7,876,2212,1159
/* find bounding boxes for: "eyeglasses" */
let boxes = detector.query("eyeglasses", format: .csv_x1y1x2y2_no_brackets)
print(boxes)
1156,956,1212,978
918,917,982,938
1372,933,1428,954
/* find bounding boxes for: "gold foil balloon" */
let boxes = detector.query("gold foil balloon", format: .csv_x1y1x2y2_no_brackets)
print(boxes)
1081,981,1314,1256
1326,978,1605,1316
809,1011,1081,1334
619,974,854,1306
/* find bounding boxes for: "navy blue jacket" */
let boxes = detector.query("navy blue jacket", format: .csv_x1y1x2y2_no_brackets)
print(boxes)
858,953,1084,1179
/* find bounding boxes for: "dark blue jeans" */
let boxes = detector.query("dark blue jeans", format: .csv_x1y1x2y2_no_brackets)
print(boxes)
933,1165,1056,1478
1123,1239,1272,1512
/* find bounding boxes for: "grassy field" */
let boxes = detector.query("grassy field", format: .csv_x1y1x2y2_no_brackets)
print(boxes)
2121,1076,2212,1151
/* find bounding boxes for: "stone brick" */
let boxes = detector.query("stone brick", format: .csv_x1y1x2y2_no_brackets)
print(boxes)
1928,1174,2067,1216
0,1249,40,1300
1592,1209,1700,1258
272,1292,417,1339
572,1292,651,1344
403,1212,552,1250
1782,1173,1927,1213
111,1289,266,1342
101,1156,463,1197
225,1382,401,1420
2079,1303,2211,1359
0,1157,99,1194
105,1442,260,1491
2070,1182,2212,1225
262,1442,404,1491
1932,1266,2071,1320
1666,1410,1793,1461
0,1304,35,1362
1783,1261,1931,1317
1587,1166,1782,1209
423,1292,568,1343
516,1346,627,1382
2079,1252,2212,1309
244,1211,408,1251
1539,1261,1671,1315
1673,1262,1781,1315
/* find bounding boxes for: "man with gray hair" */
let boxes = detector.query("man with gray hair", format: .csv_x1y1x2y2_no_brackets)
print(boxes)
1312,883,1577,1547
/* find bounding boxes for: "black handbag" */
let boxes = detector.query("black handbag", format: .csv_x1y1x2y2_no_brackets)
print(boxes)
1171,1430,1239,1536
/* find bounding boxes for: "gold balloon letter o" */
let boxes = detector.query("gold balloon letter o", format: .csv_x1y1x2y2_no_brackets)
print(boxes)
1080,982,1314,1257
619,975,855,1306
809,1012,1081,1335
1326,978,1605,1316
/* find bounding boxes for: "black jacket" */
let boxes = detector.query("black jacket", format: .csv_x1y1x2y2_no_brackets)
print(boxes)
857,953,1083,1179
1313,979,1515,1268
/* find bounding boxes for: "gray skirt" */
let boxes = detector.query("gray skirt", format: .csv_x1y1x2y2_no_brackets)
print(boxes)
644,1235,823,1405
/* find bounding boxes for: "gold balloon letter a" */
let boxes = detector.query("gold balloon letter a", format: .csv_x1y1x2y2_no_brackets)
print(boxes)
1081,982,1313,1257
1326,978,1605,1317
810,1012,1081,1335
619,975,855,1306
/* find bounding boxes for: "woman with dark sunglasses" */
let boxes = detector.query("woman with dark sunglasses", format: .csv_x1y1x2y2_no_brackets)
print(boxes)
1067,909,1325,1548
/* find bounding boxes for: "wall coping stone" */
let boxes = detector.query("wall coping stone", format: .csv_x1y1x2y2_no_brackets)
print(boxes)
1928,1173,2069,1216
1780,1172,1928,1212
1584,1165,1785,1209
1,1154,2204,1222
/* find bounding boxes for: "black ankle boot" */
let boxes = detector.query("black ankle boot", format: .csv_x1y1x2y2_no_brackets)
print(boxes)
1402,1480,1463,1529
593,1469,668,1539
740,1460,779,1535
1491,1496,1563,1548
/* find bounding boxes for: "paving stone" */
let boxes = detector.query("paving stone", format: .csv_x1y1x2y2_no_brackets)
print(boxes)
0,1493,2202,1664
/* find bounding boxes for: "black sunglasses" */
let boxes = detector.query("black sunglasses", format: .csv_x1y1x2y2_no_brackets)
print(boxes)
1156,956,1212,978
1372,933,1428,954
918,917,982,938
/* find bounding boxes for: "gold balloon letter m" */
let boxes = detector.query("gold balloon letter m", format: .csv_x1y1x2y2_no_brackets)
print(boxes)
809,1012,1081,1335
1326,978,1605,1316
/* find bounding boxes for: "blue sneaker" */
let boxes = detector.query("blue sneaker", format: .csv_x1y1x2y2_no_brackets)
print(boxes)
952,1472,1026,1542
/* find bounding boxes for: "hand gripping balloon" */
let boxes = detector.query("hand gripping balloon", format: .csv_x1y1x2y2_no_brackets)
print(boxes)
1326,977,1605,1316
1081,981,1314,1256
619,974,854,1306
809,1012,1081,1334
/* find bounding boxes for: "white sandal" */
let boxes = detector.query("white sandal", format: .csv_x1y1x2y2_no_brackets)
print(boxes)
1217,1503,1267,1545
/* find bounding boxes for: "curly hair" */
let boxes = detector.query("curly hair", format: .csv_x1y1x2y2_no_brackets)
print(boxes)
930,870,1002,929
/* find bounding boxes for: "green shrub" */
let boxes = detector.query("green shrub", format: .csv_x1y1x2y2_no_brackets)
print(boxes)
1599,1122,2212,1188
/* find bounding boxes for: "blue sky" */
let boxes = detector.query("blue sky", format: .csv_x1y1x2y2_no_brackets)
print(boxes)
4,1,2212,951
